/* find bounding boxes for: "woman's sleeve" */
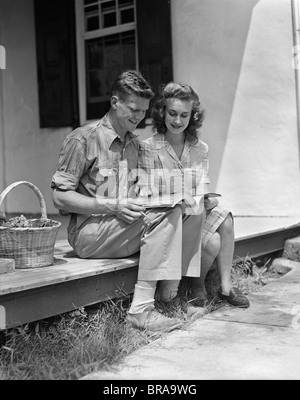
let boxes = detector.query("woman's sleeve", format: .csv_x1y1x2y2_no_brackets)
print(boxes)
200,141,210,184
137,142,152,182
138,142,155,172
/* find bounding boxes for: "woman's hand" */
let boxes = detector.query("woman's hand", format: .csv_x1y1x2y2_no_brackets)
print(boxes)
138,186,155,197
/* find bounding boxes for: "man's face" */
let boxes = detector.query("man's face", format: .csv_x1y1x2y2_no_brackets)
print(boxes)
113,94,150,133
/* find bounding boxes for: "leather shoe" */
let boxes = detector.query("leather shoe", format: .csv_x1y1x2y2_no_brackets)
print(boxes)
126,307,182,332
218,287,250,308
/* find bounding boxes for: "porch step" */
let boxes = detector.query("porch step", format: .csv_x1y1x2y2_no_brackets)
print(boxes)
283,237,300,262
1,217,300,330
269,257,300,275
233,217,300,260
0,258,15,274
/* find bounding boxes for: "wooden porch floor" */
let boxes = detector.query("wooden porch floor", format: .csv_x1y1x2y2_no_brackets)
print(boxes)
52,213,300,259
234,216,300,259
1,215,300,330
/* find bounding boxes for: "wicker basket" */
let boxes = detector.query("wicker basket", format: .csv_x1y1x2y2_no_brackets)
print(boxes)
0,181,61,269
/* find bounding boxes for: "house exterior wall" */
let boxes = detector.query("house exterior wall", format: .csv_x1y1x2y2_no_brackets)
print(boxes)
0,0,72,214
171,0,300,217
0,0,299,218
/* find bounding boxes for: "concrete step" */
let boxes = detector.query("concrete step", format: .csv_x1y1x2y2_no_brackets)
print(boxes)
270,257,300,275
0,258,15,274
283,236,300,262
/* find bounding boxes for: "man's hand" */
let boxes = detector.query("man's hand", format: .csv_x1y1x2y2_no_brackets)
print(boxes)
116,199,146,224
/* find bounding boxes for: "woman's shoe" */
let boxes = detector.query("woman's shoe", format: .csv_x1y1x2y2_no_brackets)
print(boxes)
218,287,250,308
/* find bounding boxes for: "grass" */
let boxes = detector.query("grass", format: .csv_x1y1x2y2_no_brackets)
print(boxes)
0,251,286,380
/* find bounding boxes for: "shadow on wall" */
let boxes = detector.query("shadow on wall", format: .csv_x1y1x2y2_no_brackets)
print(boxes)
181,0,260,190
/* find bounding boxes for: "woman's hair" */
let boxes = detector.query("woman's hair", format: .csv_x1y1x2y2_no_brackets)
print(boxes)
151,82,205,143
111,70,155,100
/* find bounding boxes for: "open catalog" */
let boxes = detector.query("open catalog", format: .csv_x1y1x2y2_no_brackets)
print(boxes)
136,192,221,213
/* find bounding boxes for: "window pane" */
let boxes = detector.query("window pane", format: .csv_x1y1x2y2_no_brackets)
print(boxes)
85,4,98,13
84,0,135,31
119,0,134,7
101,1,116,11
84,0,97,5
122,32,135,69
85,30,136,120
85,5,99,31
120,8,134,24
88,71,103,97
87,42,103,69
103,12,117,27
86,16,99,31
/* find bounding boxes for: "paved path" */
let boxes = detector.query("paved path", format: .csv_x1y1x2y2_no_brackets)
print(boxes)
82,258,300,380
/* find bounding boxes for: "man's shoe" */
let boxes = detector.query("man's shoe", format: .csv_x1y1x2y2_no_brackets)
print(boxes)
126,307,182,332
218,287,250,308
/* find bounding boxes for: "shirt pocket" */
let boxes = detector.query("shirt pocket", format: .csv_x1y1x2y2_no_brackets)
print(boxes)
95,163,119,200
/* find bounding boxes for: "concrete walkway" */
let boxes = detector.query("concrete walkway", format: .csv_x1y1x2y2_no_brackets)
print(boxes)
82,257,300,380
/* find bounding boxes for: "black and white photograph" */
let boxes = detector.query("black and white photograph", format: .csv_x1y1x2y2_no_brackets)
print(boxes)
1,0,300,382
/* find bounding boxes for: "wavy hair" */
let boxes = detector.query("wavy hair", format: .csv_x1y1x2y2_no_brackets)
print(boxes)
151,82,205,143
111,70,154,100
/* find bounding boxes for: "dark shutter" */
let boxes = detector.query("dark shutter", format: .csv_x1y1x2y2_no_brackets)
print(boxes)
34,0,78,128
136,0,173,115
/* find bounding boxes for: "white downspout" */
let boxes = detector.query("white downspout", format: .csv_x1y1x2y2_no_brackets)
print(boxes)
291,0,300,167
0,11,7,210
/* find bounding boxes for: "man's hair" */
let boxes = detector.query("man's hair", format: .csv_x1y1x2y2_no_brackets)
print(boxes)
111,70,155,100
151,82,205,143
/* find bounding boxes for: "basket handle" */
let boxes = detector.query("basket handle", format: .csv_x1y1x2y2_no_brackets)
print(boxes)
0,181,47,219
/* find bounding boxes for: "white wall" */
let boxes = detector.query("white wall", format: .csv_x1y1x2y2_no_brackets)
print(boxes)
0,0,72,215
1,0,300,218
171,0,300,217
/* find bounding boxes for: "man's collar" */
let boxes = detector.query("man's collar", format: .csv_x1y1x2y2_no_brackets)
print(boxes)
102,114,138,147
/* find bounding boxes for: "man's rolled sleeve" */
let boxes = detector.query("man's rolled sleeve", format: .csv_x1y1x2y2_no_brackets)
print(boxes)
51,138,86,192
51,171,79,191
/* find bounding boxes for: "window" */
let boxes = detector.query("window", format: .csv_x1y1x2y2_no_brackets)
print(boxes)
84,0,135,31
35,0,173,128
76,0,137,122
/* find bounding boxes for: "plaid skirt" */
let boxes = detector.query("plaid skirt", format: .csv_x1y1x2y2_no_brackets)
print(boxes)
202,205,231,249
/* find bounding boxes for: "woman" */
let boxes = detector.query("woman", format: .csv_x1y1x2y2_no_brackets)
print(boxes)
138,82,249,309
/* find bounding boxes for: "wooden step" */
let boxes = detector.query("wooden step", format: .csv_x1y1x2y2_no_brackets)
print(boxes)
1,216,300,330
234,217,300,260
0,242,139,330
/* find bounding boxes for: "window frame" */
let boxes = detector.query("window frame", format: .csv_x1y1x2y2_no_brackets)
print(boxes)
75,0,138,125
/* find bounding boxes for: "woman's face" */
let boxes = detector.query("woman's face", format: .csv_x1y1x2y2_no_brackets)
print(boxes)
164,98,193,135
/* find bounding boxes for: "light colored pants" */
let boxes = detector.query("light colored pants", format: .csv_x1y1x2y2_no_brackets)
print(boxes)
68,206,203,282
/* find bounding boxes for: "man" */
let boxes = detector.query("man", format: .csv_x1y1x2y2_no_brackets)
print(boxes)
51,70,203,332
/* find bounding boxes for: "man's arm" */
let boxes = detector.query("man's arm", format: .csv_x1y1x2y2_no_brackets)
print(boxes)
52,189,117,215
52,189,146,224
